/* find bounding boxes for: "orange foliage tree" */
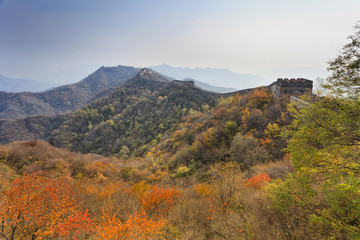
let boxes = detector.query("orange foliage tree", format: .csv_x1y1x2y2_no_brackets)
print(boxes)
140,185,180,216
97,208,166,240
245,173,271,190
248,87,272,109
51,209,95,240
0,172,87,240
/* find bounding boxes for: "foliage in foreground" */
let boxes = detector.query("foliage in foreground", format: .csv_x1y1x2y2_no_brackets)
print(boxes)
269,22,360,239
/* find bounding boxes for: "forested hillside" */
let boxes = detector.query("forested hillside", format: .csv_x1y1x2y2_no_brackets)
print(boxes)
0,69,220,148
51,70,220,156
0,114,68,143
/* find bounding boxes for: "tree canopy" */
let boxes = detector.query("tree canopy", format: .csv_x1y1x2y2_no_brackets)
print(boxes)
325,22,360,98
269,22,360,239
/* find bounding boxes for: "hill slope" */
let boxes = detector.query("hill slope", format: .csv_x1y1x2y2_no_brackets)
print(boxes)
50,69,220,155
0,69,220,156
0,66,140,120
0,114,69,145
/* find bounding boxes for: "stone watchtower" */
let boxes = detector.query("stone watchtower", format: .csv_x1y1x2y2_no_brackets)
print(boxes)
270,78,313,98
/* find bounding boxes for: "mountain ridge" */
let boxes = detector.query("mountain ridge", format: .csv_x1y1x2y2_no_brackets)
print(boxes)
0,65,140,120
50,69,220,155
0,70,221,156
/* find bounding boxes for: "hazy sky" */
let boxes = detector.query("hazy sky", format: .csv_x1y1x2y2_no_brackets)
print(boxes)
0,0,359,84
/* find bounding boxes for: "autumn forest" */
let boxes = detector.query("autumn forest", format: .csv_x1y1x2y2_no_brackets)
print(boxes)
1,23,360,240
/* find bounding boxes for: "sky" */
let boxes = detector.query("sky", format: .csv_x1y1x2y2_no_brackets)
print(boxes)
0,0,359,85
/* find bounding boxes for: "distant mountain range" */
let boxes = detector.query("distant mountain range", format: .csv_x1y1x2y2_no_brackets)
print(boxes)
0,64,260,121
183,78,237,93
0,74,55,92
150,64,262,91
0,66,140,119
0,64,247,96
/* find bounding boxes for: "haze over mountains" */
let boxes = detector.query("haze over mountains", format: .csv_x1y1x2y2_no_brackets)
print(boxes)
0,64,261,94
182,78,237,94
151,64,262,91
0,64,264,121
0,74,55,93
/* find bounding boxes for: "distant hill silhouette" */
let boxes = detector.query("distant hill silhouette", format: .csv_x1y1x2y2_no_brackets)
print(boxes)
150,64,262,91
0,74,54,93
183,78,237,93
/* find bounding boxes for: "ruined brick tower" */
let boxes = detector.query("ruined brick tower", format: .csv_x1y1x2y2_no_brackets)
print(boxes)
270,78,313,98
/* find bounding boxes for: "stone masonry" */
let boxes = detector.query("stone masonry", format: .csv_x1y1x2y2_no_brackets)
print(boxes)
270,78,313,98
